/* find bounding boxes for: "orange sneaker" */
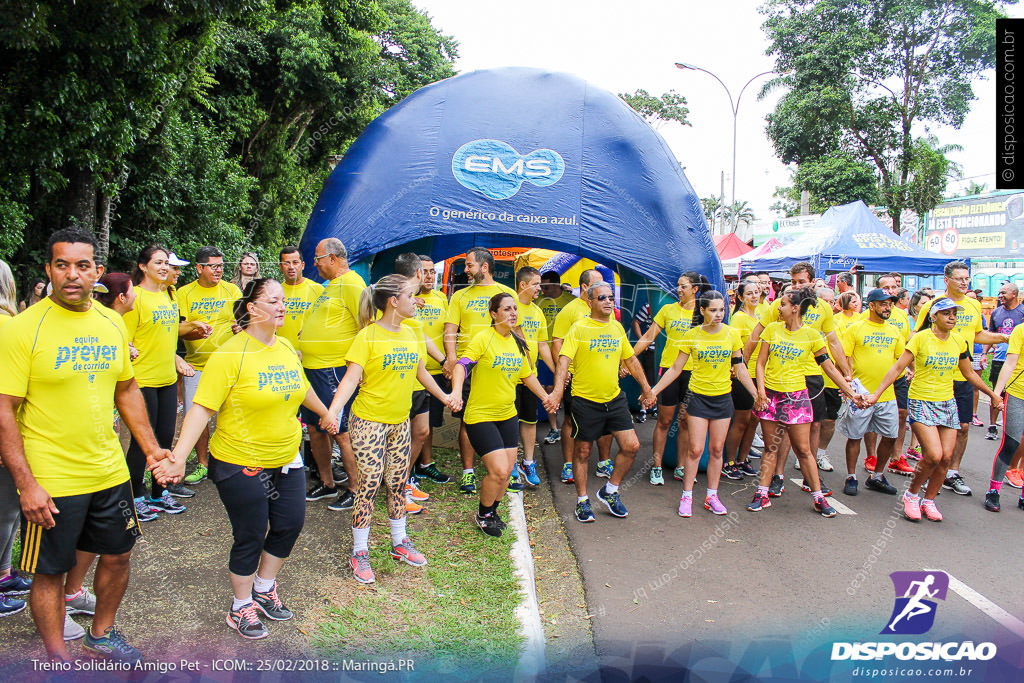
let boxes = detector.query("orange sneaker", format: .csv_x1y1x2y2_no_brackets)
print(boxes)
864,455,877,473
406,482,430,501
1006,469,1024,489
886,455,916,476
405,492,424,515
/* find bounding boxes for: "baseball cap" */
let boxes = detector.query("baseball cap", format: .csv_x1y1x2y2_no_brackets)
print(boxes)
864,288,897,304
930,297,964,314
167,252,190,266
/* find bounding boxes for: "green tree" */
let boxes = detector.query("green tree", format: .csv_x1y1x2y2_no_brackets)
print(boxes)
619,89,690,127
761,0,1008,232
723,200,757,227
794,153,881,209
701,196,725,227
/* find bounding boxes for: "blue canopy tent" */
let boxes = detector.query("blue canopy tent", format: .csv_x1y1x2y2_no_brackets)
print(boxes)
739,201,959,275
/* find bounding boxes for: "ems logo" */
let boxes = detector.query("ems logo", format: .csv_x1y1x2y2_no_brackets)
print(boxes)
882,570,948,635
452,139,564,200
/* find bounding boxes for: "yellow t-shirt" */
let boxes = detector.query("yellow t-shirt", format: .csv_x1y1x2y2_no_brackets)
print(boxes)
1003,325,1024,401
194,333,309,468
914,295,983,381
122,287,179,388
760,296,837,335
345,323,424,424
905,330,968,401
551,296,590,340
0,299,133,496
175,280,242,370
560,317,634,403
841,319,906,401
0,313,11,330
463,328,533,424
415,289,449,374
446,283,517,356
539,291,576,335
280,278,325,348
822,311,858,389
730,309,760,378
759,322,826,393
517,299,550,364
299,269,366,369
677,325,743,396
654,302,695,369
857,306,912,341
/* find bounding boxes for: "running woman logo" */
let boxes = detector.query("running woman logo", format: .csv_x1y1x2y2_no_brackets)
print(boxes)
881,571,949,635
452,140,565,200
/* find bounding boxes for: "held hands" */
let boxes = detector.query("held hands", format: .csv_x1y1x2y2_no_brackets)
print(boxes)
442,358,455,380
231,323,243,335
195,321,214,338
150,448,184,485
445,393,463,413
850,393,868,409
991,393,1004,412
754,391,768,413
618,364,629,378
320,411,340,435
543,390,562,413
174,355,196,377
129,343,140,361
640,390,657,410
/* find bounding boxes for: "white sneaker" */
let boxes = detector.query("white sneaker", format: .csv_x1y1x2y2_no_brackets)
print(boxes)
752,432,765,448
64,611,85,641
793,459,802,470
816,451,834,472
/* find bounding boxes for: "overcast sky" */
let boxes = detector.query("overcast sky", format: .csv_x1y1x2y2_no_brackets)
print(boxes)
414,0,1016,222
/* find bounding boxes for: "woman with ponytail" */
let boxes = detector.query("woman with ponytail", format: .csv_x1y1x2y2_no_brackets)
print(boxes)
450,292,551,537
748,288,864,518
651,289,756,517
323,275,456,584
723,281,762,480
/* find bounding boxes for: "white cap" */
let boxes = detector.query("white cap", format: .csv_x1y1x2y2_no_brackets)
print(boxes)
167,252,190,266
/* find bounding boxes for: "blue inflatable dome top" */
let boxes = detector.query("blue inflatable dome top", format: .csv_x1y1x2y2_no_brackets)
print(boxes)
300,67,721,293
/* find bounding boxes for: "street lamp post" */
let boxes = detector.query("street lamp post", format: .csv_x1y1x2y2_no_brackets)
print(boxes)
675,62,773,234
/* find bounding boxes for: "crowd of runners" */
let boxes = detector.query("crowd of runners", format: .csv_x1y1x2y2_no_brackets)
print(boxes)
1,231,1023,663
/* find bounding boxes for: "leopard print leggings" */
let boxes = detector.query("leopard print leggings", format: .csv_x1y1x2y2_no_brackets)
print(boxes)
348,415,412,528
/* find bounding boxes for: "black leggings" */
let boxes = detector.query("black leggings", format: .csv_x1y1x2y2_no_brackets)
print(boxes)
127,382,177,499
211,456,306,576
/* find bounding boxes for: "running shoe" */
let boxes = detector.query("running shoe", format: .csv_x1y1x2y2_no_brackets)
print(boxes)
476,512,504,536
596,459,614,478
972,414,984,427
677,496,693,517
596,486,628,518
306,482,338,501
737,461,758,477
415,462,452,484
64,612,85,640
165,482,195,498
920,500,943,522
886,455,915,476
65,588,96,615
560,463,574,484
331,462,349,485
768,474,785,497
574,499,595,523
327,489,355,511
226,602,269,639
634,410,647,424
942,474,972,496
813,496,837,518
984,489,1001,512
1005,468,1024,489
752,432,764,448
649,466,664,486
903,494,922,521
349,551,375,584
391,538,428,566
0,570,31,595
1018,496,1024,511
84,625,143,662
0,595,25,618
722,464,744,480
406,481,430,502
816,452,834,472
506,472,524,493
492,510,508,530
522,461,541,486
183,463,207,485
460,471,477,494
905,446,922,460
672,466,686,481
704,494,727,515
133,498,158,522
864,475,897,495
864,455,878,473
800,478,833,497
748,446,762,459
252,581,293,621
986,425,999,440
148,491,185,514
404,491,424,515
747,492,771,512
792,458,802,471
843,476,858,496
543,428,561,444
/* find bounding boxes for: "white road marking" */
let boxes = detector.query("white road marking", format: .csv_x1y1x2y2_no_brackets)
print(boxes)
789,478,857,514
924,569,1024,638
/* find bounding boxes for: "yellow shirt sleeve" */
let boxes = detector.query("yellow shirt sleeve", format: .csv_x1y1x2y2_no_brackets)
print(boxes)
345,327,371,369
192,345,235,412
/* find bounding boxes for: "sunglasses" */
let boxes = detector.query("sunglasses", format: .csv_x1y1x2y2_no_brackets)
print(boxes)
595,294,614,302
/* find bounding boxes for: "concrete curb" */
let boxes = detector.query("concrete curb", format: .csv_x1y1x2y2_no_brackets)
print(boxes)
506,489,546,680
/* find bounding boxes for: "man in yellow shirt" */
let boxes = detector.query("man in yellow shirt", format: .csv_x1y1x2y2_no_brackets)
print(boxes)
299,238,365,510
536,270,574,444
278,245,324,348
546,282,655,522
515,266,557,488
0,229,173,663
913,261,1008,495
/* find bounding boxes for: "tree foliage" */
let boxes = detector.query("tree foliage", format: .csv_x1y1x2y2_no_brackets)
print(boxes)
619,89,690,127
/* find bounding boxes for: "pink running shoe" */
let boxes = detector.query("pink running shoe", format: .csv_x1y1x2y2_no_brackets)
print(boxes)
903,494,922,521
920,500,943,522
704,494,728,515
905,446,922,461
677,496,693,517
390,538,427,567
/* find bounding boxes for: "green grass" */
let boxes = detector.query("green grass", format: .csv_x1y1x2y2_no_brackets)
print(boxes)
311,447,524,672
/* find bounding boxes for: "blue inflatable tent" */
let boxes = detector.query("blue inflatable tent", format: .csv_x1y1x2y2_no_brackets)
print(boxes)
299,67,723,298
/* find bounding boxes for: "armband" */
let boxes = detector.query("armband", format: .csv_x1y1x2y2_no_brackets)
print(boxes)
730,356,743,366
456,357,476,372
959,351,970,361
814,353,829,366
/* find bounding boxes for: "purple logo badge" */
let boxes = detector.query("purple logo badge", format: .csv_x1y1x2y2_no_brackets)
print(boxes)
881,571,949,635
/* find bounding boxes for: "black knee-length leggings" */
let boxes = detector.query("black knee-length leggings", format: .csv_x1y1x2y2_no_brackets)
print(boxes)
127,382,177,499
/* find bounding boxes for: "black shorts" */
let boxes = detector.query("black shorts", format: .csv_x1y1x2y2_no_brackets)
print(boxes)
731,377,755,411
824,387,842,421
685,391,734,420
428,373,450,428
991,361,1004,390
465,416,519,455
302,366,356,433
893,375,910,411
410,389,430,419
570,392,634,442
953,380,973,425
452,368,473,420
20,480,139,575
658,369,692,407
805,375,826,423
516,384,538,424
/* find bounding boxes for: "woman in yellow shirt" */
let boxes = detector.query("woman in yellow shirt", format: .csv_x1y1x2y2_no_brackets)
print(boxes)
652,289,756,517
162,278,334,640
324,275,455,585
451,293,550,537
724,281,762,481
750,288,863,518
870,297,1002,522
836,291,861,325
